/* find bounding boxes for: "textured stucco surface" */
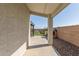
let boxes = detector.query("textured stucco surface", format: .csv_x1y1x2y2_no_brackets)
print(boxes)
0,4,30,56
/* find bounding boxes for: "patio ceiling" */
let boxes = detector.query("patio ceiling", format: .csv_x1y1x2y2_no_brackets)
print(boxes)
26,3,69,17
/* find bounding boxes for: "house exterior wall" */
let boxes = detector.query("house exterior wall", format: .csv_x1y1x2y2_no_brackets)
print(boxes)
0,4,30,55
57,25,79,47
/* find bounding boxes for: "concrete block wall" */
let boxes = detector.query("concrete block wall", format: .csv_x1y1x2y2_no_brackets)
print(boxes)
0,4,30,55
57,25,79,47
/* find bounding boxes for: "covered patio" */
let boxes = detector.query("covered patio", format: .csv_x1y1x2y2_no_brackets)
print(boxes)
22,3,69,56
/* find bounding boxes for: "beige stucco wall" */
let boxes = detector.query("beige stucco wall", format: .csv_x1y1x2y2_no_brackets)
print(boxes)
0,4,30,56
57,25,79,47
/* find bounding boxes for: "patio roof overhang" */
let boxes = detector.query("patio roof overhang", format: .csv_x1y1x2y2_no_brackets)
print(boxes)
26,3,70,17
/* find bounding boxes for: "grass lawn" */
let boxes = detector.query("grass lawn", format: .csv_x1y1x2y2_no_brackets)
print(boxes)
34,31,44,36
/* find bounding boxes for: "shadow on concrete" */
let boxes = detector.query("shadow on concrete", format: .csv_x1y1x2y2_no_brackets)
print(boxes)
41,36,48,40
28,44,50,49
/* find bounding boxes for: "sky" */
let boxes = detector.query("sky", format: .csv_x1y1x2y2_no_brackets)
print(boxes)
30,4,79,29
53,3,79,27
30,15,48,29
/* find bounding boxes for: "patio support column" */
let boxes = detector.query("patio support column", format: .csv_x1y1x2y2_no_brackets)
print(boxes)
48,15,53,45
26,15,30,49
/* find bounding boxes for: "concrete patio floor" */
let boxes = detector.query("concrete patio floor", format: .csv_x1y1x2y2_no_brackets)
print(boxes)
24,36,58,56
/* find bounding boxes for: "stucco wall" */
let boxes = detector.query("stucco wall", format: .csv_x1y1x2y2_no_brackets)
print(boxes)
0,4,30,55
57,25,79,47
